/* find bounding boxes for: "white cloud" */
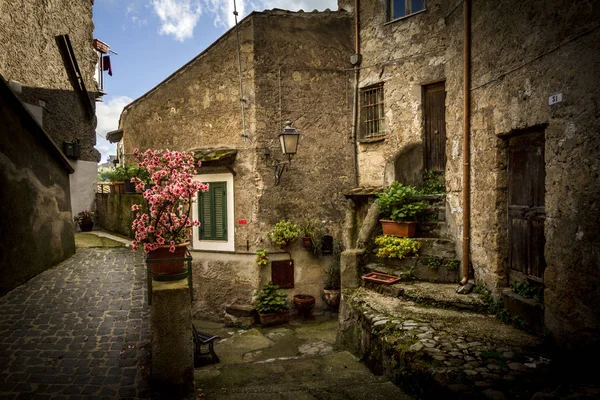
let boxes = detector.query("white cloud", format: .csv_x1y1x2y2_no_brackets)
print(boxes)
95,96,133,163
203,0,337,29
152,0,203,42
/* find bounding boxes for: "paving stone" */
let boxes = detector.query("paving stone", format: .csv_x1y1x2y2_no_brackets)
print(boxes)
0,249,150,399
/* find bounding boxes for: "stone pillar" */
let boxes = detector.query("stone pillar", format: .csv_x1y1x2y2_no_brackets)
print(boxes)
341,249,364,289
150,279,193,393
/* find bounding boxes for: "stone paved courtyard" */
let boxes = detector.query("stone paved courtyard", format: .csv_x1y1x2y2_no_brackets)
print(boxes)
0,247,150,399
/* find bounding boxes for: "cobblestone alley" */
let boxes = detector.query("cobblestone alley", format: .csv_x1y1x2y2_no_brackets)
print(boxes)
0,247,151,399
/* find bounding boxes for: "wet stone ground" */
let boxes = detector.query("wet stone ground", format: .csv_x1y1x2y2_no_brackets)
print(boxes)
0,247,151,399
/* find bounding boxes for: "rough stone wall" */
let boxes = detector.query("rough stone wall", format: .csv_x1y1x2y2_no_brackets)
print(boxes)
355,0,600,350
355,0,450,188
95,193,142,238
0,0,98,163
252,11,354,247
461,0,600,351
0,82,75,296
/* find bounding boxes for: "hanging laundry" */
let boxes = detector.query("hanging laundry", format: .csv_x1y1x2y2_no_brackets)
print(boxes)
102,55,112,76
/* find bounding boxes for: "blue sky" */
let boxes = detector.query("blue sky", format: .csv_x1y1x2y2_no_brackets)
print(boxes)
94,0,338,163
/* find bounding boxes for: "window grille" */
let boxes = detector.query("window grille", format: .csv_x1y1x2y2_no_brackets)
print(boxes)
361,84,385,138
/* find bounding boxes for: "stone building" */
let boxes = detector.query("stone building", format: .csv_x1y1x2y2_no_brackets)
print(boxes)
118,9,354,318
339,0,599,353
0,0,98,294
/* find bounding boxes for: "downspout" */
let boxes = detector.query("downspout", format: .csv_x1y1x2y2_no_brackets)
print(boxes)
461,0,471,285
351,0,360,187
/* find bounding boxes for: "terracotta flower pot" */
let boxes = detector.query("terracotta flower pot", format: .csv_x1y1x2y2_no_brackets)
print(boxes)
147,242,190,278
380,220,417,238
322,289,341,310
293,294,315,310
302,236,312,248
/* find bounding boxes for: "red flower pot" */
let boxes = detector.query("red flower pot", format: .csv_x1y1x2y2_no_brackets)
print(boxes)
147,242,190,277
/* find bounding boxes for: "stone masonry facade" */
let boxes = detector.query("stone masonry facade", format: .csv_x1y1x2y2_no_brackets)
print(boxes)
119,10,355,316
345,0,599,351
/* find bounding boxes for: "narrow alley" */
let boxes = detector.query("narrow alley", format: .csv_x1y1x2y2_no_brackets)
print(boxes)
0,245,151,399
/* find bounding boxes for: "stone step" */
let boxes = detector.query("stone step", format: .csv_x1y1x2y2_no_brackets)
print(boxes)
369,238,457,260
338,287,550,400
417,221,449,238
364,254,460,284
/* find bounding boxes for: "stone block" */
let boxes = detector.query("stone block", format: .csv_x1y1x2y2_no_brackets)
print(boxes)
341,249,364,289
150,279,193,393
502,289,544,334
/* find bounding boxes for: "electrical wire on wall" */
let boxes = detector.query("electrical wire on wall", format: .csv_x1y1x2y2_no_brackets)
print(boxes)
233,0,248,142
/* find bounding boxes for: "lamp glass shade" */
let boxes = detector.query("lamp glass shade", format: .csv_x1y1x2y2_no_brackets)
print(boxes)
279,131,299,156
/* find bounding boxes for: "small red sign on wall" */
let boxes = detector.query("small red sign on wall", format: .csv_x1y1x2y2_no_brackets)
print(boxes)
237,219,248,225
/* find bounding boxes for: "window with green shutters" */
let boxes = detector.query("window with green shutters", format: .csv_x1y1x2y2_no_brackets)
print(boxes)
198,182,227,240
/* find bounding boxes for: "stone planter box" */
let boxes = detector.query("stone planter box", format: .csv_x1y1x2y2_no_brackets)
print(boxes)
258,310,289,326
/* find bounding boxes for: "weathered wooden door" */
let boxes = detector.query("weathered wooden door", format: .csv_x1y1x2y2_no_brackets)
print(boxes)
508,130,546,282
423,82,447,172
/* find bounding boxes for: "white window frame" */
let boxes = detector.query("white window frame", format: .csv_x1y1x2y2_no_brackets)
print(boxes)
192,173,235,252
387,0,426,22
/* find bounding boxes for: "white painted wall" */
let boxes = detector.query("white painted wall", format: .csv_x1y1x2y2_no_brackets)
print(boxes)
69,160,98,216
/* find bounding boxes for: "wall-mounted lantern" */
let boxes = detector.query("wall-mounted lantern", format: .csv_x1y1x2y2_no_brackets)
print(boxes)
265,121,300,185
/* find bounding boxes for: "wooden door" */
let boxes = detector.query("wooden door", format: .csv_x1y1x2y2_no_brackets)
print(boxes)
423,82,447,172
508,130,546,282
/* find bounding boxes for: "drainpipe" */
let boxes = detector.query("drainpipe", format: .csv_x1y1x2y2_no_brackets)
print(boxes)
350,0,360,187
461,0,471,285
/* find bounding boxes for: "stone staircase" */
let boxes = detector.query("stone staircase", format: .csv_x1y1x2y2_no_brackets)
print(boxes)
364,194,461,285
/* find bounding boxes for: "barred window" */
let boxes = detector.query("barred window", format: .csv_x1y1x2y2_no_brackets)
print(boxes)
361,84,385,138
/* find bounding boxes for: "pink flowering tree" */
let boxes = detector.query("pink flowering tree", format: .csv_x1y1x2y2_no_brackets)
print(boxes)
131,148,209,253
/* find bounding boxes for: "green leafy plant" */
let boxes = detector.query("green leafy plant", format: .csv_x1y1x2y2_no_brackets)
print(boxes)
268,220,300,247
420,170,445,194
445,259,460,270
512,280,542,302
255,249,268,268
253,281,289,314
427,257,443,270
377,182,427,222
323,241,344,290
299,218,325,256
374,235,421,259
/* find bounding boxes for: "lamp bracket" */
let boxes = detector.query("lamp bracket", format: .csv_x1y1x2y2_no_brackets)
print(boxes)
274,160,288,186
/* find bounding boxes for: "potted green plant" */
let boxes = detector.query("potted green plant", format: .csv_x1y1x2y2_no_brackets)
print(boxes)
322,241,343,310
254,281,290,326
268,220,300,248
377,182,427,237
299,218,324,255
255,249,268,268
73,210,95,232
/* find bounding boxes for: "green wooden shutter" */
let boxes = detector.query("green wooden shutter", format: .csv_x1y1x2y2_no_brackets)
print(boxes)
198,182,227,240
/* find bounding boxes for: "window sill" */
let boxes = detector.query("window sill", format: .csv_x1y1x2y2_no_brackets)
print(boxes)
358,135,387,144
384,9,426,26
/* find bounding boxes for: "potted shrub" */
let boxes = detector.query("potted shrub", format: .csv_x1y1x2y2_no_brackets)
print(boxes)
299,218,324,256
124,165,151,193
130,148,209,278
322,241,343,310
377,182,427,238
74,210,95,232
254,281,290,326
268,220,300,248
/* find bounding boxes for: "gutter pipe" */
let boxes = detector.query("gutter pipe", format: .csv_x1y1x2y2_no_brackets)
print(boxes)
351,0,360,187
461,0,471,285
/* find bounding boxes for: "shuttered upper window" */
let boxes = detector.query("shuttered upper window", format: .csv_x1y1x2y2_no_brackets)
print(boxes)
198,182,227,240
